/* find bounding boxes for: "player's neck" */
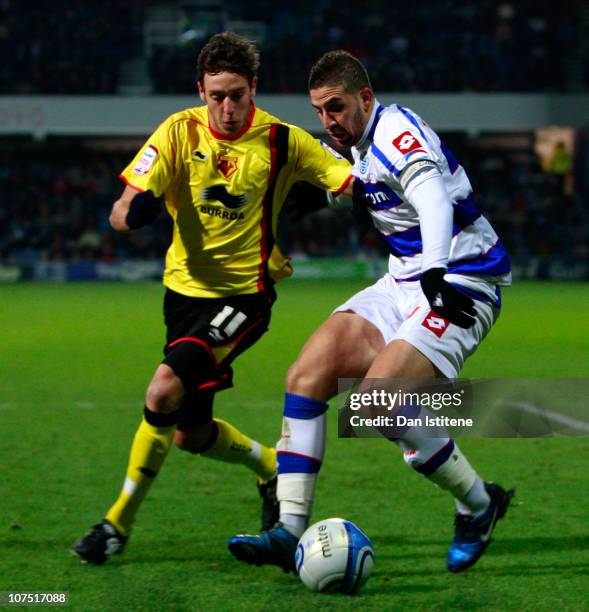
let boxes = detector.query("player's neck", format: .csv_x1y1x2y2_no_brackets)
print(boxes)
355,100,384,152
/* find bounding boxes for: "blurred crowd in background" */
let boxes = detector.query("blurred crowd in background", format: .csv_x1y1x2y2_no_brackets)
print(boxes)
0,151,168,263
1,0,586,95
152,0,581,94
1,142,586,265
1,0,587,268
0,0,140,94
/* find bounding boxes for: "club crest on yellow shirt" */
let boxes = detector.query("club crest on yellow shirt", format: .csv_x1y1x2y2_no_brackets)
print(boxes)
217,152,239,179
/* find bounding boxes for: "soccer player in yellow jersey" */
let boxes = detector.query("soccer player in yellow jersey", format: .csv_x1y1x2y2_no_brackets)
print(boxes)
71,32,352,564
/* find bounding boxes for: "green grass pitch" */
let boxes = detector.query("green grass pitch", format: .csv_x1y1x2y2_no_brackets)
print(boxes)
1,280,588,611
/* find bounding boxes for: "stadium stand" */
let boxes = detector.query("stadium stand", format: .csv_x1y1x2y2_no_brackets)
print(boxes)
0,0,141,94
0,1,587,277
0,149,169,263
1,140,586,264
0,1,585,94
150,0,581,94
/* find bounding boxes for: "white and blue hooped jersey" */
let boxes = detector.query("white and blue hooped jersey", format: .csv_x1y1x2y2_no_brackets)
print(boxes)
351,102,511,286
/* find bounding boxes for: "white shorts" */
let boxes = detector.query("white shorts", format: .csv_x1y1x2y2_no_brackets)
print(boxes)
333,273,501,377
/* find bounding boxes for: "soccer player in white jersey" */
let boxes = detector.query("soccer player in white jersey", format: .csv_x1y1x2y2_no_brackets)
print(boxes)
229,50,514,574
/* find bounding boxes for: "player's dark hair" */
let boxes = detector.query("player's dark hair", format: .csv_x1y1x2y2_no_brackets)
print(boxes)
197,32,259,85
308,50,371,93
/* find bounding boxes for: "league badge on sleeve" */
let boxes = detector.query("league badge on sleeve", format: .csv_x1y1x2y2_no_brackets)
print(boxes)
392,131,423,154
320,140,345,160
132,144,159,175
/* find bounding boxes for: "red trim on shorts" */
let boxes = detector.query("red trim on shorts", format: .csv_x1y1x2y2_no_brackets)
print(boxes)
167,336,218,365
118,175,145,192
225,318,264,349
195,372,233,392
208,103,256,141
168,315,266,393
197,380,221,390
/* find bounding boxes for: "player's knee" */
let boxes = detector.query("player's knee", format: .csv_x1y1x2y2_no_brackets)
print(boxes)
173,422,214,453
285,358,320,395
146,367,184,413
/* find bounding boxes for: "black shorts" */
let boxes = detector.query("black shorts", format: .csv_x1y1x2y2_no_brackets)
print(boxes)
162,286,276,396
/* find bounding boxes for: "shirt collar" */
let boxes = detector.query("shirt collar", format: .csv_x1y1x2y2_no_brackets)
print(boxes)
208,103,256,141
355,99,384,152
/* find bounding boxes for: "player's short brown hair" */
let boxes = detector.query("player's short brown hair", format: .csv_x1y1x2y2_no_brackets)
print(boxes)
308,50,371,93
197,32,259,85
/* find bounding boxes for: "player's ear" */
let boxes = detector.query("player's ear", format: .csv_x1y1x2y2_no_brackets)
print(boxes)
197,81,206,102
250,76,257,97
359,87,373,112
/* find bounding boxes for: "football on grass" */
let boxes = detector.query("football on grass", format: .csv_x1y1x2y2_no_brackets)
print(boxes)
295,518,374,594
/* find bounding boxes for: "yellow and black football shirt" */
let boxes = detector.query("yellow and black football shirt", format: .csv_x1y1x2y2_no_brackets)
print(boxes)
120,104,351,298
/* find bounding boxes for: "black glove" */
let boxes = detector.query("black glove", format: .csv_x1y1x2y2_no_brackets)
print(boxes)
282,182,328,223
352,177,366,206
420,268,476,329
349,180,372,228
125,190,162,229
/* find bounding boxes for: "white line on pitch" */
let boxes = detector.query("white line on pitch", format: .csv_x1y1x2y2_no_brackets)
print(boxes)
502,400,589,433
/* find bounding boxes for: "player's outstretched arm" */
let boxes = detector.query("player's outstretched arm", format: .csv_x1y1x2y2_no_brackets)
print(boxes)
284,177,355,223
404,172,476,329
283,182,328,223
109,185,162,232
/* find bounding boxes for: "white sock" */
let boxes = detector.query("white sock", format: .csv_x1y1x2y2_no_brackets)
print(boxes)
455,477,491,516
276,412,326,517
280,513,308,538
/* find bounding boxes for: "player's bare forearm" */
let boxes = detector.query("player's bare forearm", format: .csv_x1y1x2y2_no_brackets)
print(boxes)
109,185,140,232
109,185,165,233
109,198,132,232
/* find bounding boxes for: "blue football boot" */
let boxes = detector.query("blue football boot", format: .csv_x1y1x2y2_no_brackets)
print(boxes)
228,523,298,573
447,482,514,573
